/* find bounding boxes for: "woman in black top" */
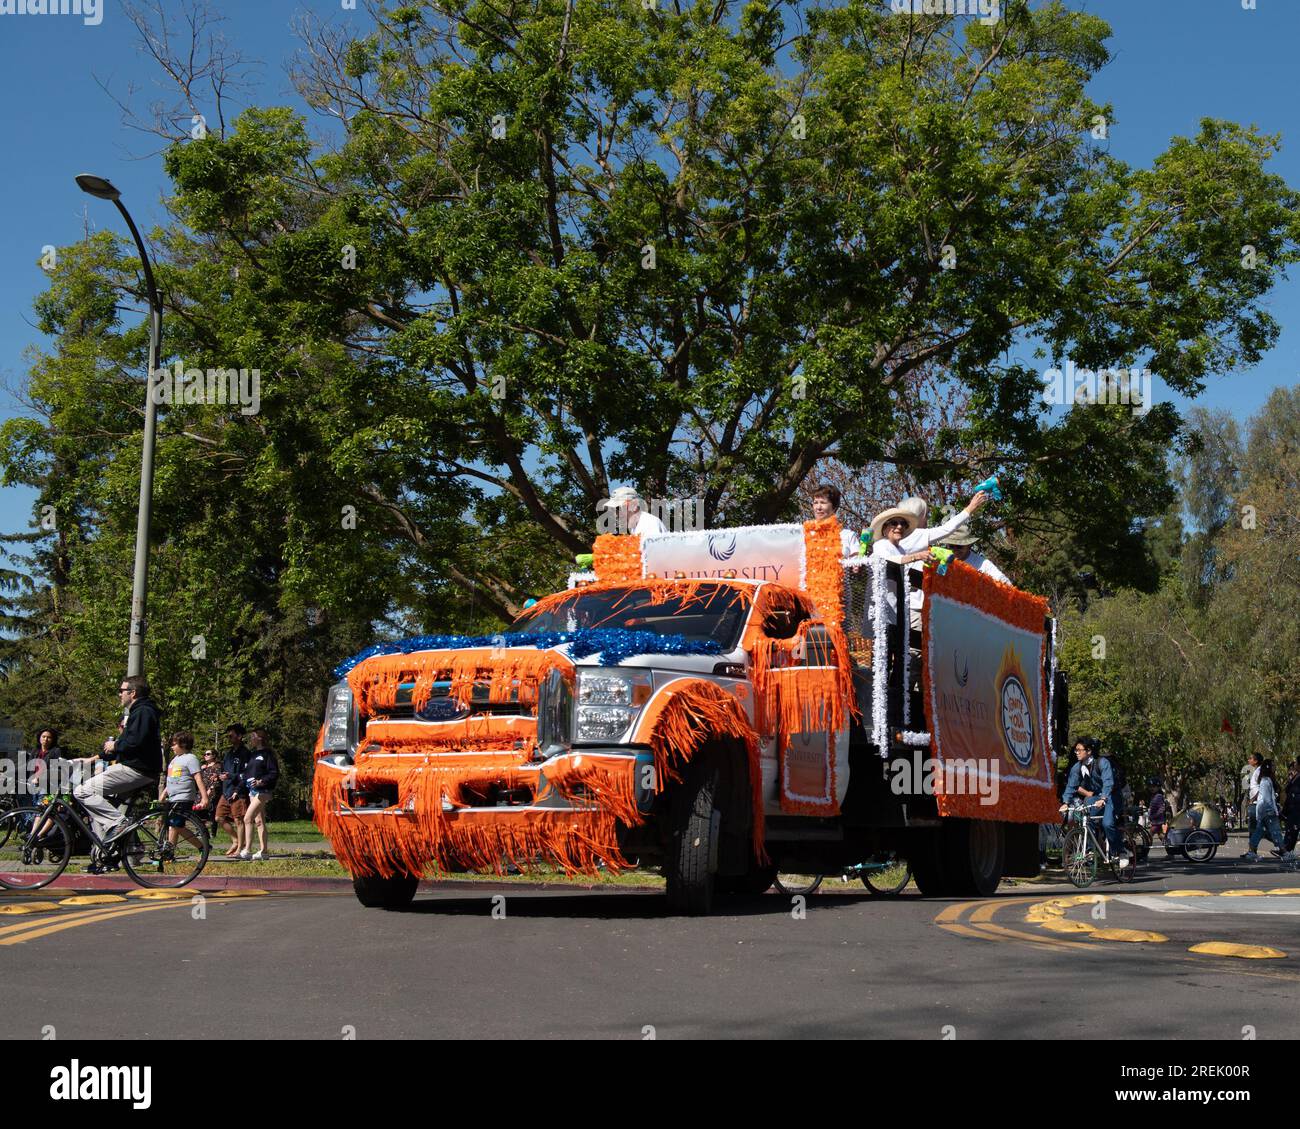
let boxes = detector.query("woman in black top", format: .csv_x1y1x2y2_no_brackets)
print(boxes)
240,728,279,861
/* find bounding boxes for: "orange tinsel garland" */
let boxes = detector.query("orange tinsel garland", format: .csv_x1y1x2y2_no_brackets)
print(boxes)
802,516,846,627
592,533,643,583
346,647,574,715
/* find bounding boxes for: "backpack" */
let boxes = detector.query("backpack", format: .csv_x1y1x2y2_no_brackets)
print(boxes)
1104,755,1128,811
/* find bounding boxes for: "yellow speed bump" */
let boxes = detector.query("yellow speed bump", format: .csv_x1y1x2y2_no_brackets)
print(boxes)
0,901,62,914
1266,888,1300,896
1039,918,1096,934
209,889,267,897
1220,889,1266,897
1164,890,1213,897
125,889,191,900
1089,928,1168,943
58,894,128,906
1049,894,1109,909
1189,942,1286,960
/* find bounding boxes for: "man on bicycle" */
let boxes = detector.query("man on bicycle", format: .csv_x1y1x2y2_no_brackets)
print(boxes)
69,675,163,858
1060,736,1130,868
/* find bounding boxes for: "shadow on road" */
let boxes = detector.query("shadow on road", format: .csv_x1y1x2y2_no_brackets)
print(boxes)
397,888,892,919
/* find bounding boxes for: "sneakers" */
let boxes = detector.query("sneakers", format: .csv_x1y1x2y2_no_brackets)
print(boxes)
1243,851,1259,862
238,849,252,860
250,850,265,861
1118,856,1131,869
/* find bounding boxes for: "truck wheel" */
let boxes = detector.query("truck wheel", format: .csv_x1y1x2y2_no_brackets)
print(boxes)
665,756,722,915
941,819,1004,896
718,862,778,896
907,832,948,897
353,873,419,910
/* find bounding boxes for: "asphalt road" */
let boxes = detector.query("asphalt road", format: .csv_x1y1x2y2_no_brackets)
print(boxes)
2,856,1298,1040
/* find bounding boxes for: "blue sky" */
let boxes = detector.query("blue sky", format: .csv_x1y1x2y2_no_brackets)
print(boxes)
1,0,1297,543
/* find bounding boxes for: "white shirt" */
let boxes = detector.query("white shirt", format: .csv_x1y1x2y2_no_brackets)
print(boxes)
871,510,971,614
631,510,665,535
840,527,859,557
1249,766,1260,803
964,550,1011,585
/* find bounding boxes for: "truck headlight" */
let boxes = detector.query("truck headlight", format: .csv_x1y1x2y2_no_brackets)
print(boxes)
574,669,652,741
324,682,357,753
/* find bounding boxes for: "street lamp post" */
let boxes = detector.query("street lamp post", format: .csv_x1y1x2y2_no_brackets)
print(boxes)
76,174,162,679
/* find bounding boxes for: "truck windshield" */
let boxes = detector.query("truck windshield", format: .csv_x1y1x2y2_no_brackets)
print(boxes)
511,584,749,650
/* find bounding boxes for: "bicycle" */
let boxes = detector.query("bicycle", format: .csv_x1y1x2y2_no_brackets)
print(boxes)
0,786,210,891
773,850,912,897
1061,802,1138,889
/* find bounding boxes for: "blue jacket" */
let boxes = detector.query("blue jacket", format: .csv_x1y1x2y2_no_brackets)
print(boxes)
1062,755,1113,807
221,748,250,799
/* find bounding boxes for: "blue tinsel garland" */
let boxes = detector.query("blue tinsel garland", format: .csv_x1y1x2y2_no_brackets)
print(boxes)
332,627,726,680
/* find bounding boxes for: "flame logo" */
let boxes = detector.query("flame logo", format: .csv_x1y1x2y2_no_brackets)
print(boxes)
708,533,737,561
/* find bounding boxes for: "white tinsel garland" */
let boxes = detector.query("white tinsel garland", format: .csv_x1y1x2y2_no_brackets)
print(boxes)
900,562,912,727
871,557,889,756
1047,614,1058,756
897,731,932,746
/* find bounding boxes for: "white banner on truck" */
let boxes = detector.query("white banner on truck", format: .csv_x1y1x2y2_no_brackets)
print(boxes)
640,524,806,587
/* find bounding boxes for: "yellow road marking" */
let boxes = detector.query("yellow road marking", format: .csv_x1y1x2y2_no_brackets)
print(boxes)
1266,888,1300,896
1164,890,1213,897
0,901,194,945
210,889,268,897
1089,928,1167,943
934,900,984,924
1039,918,1096,934
968,918,1093,951
1189,942,1286,960
0,901,62,914
59,894,128,906
125,889,192,900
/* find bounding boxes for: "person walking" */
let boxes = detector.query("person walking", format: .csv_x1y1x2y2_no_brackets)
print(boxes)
1244,759,1290,862
160,732,210,857
1282,759,1300,854
1245,752,1261,841
215,725,251,858
196,748,222,836
240,728,279,862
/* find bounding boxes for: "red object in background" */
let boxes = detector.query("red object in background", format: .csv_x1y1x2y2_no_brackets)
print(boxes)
1220,717,1233,733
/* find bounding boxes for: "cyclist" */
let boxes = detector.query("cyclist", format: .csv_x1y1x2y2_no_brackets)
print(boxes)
68,675,163,869
1059,735,1130,869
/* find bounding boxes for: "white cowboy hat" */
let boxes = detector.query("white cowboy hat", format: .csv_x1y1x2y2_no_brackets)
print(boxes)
870,506,919,542
597,486,642,510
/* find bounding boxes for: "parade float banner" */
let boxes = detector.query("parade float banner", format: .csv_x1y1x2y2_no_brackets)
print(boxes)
921,561,1057,822
640,524,807,587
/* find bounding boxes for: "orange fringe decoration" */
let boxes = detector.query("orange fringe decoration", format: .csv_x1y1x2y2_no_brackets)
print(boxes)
363,715,536,751
539,753,643,830
524,575,760,627
802,517,846,627
346,647,574,715
642,679,766,862
592,532,643,583
920,559,1058,823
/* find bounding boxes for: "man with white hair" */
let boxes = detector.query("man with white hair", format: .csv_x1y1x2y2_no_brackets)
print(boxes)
598,486,665,535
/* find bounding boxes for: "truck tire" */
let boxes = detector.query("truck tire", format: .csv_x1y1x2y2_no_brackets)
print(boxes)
665,756,722,915
907,832,948,897
353,873,419,910
718,862,778,896
940,819,1004,897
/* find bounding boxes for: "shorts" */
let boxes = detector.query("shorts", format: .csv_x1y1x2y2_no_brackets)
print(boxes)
215,796,248,822
164,800,194,829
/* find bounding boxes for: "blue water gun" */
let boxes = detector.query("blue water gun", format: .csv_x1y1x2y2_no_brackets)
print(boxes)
973,475,1002,501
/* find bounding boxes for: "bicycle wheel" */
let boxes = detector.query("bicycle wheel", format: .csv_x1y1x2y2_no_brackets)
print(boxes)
1114,831,1139,883
860,852,911,896
1062,826,1097,889
773,872,823,897
0,809,71,890
1131,825,1152,863
121,811,210,888
1184,829,1216,864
